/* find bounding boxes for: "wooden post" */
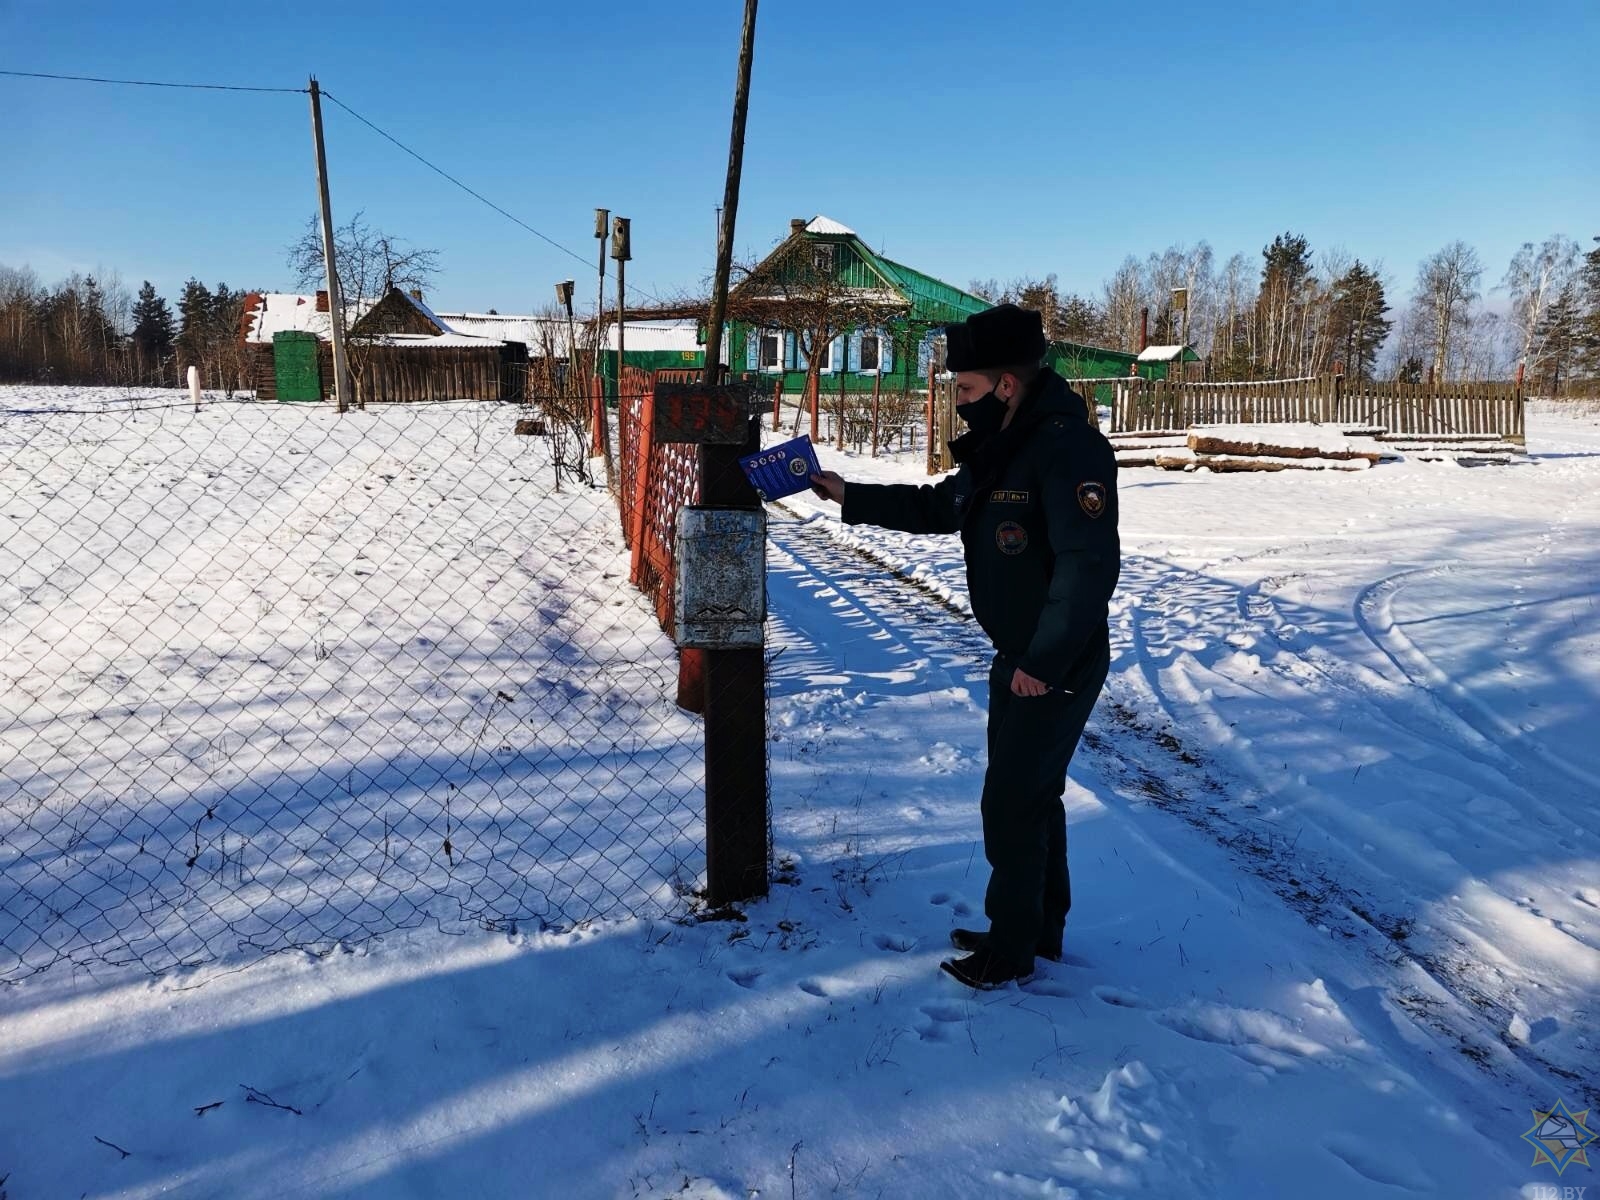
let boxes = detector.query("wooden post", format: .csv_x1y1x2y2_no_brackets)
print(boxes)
808,364,820,444
308,78,353,414
870,371,881,458
772,376,781,431
835,346,848,451
698,0,767,907
925,361,936,474
592,208,610,462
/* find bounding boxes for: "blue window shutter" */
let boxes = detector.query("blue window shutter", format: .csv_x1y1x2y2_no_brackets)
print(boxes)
879,328,894,375
916,331,932,378
784,332,798,371
830,335,845,374
745,327,759,371
846,330,861,375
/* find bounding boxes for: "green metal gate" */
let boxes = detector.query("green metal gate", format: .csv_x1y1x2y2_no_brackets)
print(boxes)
273,331,322,402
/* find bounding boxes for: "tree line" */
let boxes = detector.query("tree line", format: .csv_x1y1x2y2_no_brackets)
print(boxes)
0,267,253,391
971,232,1600,393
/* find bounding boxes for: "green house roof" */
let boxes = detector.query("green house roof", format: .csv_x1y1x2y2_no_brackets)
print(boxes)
869,253,990,325
737,216,990,329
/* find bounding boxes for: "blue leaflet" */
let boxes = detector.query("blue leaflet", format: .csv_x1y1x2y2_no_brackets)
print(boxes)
739,435,823,502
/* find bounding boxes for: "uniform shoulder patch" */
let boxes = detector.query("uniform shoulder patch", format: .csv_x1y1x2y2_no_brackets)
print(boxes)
995,521,1028,555
1077,481,1108,519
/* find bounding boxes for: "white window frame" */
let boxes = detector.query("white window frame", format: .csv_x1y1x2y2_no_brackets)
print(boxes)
814,335,833,375
811,243,835,274
758,329,782,373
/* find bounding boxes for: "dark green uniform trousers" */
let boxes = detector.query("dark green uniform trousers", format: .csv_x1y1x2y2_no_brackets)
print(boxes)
981,631,1110,970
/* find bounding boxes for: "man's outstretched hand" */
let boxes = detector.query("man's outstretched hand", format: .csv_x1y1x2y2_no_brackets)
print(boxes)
809,471,845,505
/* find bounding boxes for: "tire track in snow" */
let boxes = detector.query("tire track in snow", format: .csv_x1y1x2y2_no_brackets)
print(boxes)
1354,566,1597,795
772,511,1596,1109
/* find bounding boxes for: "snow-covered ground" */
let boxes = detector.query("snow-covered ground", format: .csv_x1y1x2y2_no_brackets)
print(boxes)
1,390,1596,1198
0,387,705,980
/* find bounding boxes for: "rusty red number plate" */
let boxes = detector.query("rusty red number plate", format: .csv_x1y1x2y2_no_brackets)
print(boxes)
651,382,758,445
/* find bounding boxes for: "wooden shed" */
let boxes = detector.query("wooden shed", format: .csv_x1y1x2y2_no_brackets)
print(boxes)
241,288,525,403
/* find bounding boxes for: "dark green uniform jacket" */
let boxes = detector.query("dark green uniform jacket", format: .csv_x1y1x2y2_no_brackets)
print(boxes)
841,370,1120,688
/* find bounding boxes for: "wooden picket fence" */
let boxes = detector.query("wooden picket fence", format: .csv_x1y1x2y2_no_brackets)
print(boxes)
1096,374,1525,442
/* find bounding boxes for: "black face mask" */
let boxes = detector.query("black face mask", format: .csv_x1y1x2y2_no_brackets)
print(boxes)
955,391,1006,438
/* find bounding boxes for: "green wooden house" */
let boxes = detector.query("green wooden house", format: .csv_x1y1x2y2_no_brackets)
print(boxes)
725,216,990,394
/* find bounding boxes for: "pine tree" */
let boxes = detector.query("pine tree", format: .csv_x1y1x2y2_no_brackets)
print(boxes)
175,277,213,373
130,281,175,383
1258,233,1314,376
208,282,249,394
1329,262,1392,383
1577,236,1600,382
1057,294,1107,346
1532,284,1582,395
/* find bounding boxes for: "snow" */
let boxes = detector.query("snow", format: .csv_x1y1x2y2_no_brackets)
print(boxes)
243,292,339,343
246,294,504,348
436,316,702,357
367,332,504,347
0,387,703,978
1188,421,1383,457
805,215,856,236
2,389,1598,1198
1135,344,1191,362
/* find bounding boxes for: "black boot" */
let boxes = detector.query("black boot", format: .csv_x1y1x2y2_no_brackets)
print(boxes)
950,927,1063,962
939,948,1033,990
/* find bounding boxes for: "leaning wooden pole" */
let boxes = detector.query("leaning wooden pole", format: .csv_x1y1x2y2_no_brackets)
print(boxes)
699,0,767,906
309,78,353,413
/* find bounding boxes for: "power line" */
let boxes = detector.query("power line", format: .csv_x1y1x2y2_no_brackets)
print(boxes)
0,68,306,94
321,90,665,307
1,67,672,309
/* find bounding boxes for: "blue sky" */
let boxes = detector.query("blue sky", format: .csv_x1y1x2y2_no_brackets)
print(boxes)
2,0,1595,315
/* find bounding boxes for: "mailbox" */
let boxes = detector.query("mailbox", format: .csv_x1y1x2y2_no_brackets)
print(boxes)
674,507,765,649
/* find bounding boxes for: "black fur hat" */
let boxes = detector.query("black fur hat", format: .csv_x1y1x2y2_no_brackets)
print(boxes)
944,303,1048,372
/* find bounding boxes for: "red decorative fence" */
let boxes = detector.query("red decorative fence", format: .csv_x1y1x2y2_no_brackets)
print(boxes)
611,366,702,635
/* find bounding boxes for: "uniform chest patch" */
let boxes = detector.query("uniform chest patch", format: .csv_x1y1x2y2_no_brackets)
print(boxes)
1077,482,1108,519
990,489,1031,503
995,521,1028,555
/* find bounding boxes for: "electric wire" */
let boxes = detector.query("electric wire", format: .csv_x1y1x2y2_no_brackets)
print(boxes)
0,67,674,310
0,68,306,93
322,90,667,308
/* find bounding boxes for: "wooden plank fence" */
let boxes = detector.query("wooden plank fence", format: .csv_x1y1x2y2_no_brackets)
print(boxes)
1100,374,1524,443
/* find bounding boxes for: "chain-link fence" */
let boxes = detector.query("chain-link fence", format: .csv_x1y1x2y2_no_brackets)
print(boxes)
0,384,710,982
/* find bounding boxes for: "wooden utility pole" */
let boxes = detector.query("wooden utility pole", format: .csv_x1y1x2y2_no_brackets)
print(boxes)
614,215,630,422
592,208,611,465
308,77,353,413
700,0,767,906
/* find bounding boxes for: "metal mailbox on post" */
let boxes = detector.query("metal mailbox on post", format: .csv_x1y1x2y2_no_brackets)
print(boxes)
674,507,766,650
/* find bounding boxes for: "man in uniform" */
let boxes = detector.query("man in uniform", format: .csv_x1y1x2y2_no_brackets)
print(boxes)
808,304,1120,989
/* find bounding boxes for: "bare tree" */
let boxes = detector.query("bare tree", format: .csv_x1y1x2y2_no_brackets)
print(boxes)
1412,241,1483,380
286,211,440,404
1456,308,1510,381
1502,234,1579,381
1101,256,1144,352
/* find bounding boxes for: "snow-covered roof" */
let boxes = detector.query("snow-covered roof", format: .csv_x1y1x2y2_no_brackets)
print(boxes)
433,314,702,356
606,319,701,354
246,293,332,342
370,332,503,349
1137,344,1191,362
435,313,554,348
806,215,855,236
746,287,907,308
247,292,514,348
